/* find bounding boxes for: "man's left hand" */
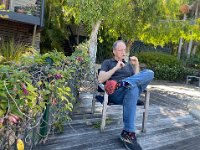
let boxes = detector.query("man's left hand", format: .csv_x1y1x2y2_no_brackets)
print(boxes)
130,56,140,74
130,56,139,66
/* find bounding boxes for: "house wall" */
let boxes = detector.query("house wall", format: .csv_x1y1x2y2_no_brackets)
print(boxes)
0,19,40,50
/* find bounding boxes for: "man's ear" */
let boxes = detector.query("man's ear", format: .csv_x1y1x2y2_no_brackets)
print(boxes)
113,50,115,55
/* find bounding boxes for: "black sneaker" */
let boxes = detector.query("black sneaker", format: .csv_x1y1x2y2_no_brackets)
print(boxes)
137,99,144,106
120,130,142,150
95,95,104,104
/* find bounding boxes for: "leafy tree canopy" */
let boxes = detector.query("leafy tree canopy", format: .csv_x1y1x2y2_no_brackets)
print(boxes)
65,0,197,47
42,0,200,55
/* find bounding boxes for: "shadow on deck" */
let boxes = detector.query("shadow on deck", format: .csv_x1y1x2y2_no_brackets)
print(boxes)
35,81,200,150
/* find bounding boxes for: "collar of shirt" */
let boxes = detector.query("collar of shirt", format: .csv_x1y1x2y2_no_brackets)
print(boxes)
111,58,127,64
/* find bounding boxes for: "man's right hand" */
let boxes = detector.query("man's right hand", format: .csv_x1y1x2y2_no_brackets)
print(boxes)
115,61,125,70
98,61,125,83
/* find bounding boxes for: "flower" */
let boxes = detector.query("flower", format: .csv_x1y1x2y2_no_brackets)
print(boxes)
21,83,29,95
22,88,29,95
180,4,190,14
51,98,57,106
0,118,4,129
76,56,83,62
54,74,62,79
17,139,24,150
8,114,19,124
0,118,4,124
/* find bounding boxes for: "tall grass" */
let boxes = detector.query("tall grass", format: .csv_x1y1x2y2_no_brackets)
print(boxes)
0,39,28,63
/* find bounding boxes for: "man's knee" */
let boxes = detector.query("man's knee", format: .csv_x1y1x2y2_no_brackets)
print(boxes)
148,69,154,78
143,69,154,80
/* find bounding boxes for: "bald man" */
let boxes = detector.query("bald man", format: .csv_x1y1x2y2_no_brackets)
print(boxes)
98,40,154,150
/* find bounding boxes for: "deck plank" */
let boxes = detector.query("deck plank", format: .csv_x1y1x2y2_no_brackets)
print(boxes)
35,83,200,150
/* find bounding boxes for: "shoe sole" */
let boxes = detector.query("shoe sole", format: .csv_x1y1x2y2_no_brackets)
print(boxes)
120,136,143,150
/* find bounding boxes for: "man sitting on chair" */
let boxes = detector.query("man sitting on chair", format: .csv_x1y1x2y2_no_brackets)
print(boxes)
98,40,154,150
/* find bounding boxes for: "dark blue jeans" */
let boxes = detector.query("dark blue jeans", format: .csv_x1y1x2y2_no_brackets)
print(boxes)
108,69,154,132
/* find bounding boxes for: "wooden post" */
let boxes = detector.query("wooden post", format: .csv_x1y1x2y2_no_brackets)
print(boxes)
9,0,13,11
142,89,150,132
100,92,108,132
186,76,189,85
91,95,96,114
32,24,37,47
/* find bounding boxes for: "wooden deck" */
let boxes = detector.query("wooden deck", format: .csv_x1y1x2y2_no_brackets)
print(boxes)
35,82,200,150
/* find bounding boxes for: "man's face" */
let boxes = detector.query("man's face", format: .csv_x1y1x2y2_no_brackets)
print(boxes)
113,42,126,61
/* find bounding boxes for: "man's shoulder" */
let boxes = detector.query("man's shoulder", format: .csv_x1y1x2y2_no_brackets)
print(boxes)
101,58,116,71
102,58,115,63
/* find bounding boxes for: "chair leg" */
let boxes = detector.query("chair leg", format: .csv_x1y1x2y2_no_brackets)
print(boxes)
186,76,189,85
142,90,150,133
100,92,108,132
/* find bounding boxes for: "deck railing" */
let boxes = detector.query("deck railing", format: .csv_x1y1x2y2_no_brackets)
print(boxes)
1,0,42,16
0,0,44,26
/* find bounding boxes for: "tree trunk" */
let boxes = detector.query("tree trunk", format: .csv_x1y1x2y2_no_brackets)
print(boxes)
192,44,197,55
177,14,187,60
191,3,199,56
187,40,193,59
89,20,101,67
76,26,80,45
88,20,101,110
178,38,183,60
125,40,133,62
187,2,198,59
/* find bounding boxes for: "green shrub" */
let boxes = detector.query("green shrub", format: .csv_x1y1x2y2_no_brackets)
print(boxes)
0,42,91,149
186,55,200,69
136,51,181,68
154,64,196,81
136,52,196,81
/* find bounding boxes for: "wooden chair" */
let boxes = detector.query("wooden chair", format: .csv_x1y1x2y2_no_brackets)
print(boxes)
91,84,151,132
186,75,200,87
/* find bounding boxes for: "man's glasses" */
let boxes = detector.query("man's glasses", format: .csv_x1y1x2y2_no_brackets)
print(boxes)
116,49,126,52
